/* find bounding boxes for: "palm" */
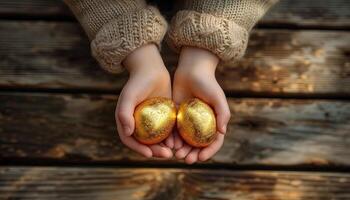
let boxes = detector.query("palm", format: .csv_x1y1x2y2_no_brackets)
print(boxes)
171,69,229,164
115,44,174,159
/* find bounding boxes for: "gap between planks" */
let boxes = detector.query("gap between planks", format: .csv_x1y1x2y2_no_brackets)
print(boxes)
0,167,349,200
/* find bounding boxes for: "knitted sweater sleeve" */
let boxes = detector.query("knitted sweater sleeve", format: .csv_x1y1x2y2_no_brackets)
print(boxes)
167,0,279,65
64,0,167,74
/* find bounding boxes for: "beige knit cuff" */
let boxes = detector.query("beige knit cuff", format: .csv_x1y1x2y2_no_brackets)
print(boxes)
167,10,249,65
91,6,167,74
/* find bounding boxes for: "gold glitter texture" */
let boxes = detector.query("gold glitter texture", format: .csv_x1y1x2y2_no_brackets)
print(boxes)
177,98,217,147
134,97,176,144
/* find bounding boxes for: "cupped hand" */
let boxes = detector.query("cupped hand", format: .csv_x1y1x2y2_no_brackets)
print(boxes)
172,46,231,164
115,44,173,159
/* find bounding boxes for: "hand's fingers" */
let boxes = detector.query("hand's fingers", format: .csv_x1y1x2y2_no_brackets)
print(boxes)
214,92,231,134
115,92,138,137
164,134,174,149
115,75,156,137
117,127,153,158
210,89,231,134
174,131,183,150
185,148,200,164
175,144,192,159
198,133,224,162
191,79,231,134
149,144,173,158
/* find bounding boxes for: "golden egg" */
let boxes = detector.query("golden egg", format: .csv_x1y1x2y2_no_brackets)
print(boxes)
134,97,176,145
177,98,217,148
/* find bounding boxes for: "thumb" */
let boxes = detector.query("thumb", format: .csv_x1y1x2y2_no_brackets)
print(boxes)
115,94,137,137
211,91,231,135
197,82,231,135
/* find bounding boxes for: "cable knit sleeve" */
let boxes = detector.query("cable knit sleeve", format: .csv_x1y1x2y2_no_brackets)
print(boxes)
64,0,168,74
167,0,278,65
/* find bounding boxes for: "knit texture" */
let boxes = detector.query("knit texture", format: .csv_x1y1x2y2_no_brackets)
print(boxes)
167,0,278,65
64,0,167,73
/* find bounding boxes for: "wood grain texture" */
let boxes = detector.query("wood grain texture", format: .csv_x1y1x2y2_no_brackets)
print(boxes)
0,0,71,18
0,0,349,28
264,0,350,28
0,21,349,95
1,167,349,200
219,30,350,95
0,21,128,91
1,93,349,166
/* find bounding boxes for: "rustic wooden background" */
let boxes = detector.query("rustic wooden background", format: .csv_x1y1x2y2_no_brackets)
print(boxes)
0,0,349,199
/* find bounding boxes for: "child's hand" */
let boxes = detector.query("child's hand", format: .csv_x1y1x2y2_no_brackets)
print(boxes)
115,44,173,159
172,47,231,164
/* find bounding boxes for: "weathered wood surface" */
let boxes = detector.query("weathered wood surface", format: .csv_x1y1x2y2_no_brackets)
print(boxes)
1,167,349,200
0,0,349,28
1,21,349,95
0,21,128,91
0,0,71,18
264,0,350,28
1,93,349,166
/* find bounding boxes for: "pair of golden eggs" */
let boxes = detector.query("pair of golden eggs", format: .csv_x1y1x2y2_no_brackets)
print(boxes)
133,97,217,147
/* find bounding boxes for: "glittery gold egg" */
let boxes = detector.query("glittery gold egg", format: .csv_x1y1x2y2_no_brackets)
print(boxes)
177,98,217,148
134,97,176,145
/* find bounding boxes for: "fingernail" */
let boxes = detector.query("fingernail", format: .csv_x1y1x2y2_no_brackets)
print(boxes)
221,125,227,134
124,126,132,136
144,150,153,158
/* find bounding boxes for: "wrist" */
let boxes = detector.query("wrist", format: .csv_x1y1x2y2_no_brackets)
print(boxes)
177,46,219,76
123,43,166,75
123,44,170,85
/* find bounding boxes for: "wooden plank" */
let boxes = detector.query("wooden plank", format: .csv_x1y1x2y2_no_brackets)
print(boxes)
0,21,349,95
264,0,350,28
0,0,349,28
0,21,129,91
219,29,350,95
1,93,349,166
1,167,349,200
0,0,71,18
